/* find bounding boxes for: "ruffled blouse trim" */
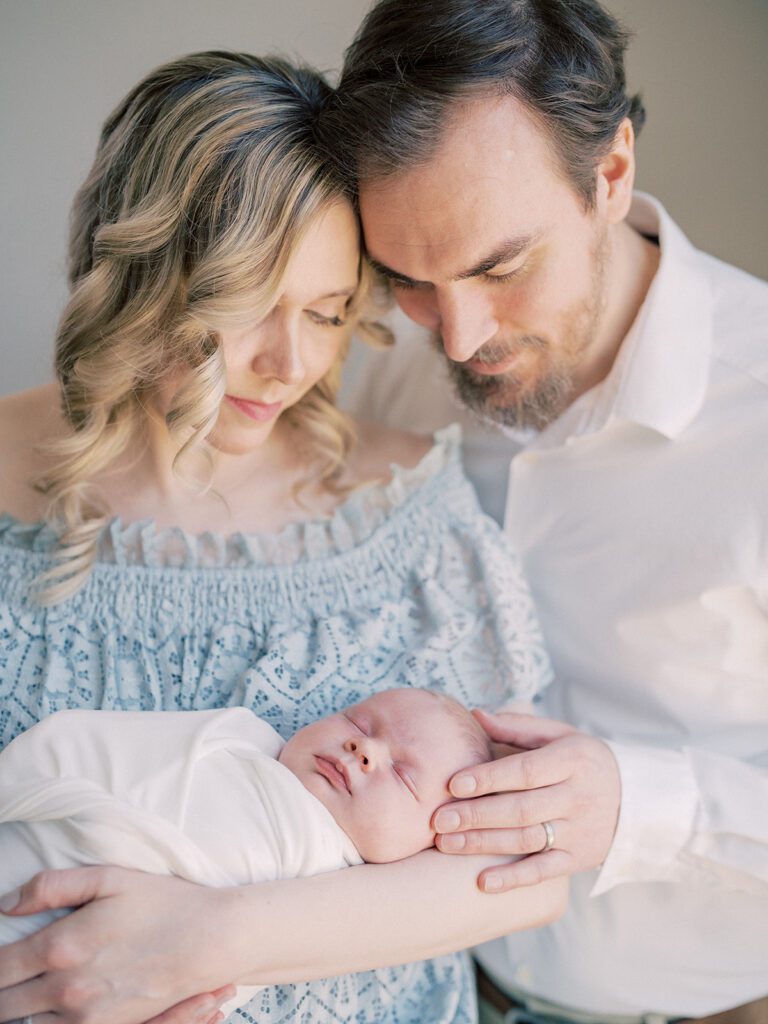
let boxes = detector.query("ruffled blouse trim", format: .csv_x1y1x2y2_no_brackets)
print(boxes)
0,425,464,570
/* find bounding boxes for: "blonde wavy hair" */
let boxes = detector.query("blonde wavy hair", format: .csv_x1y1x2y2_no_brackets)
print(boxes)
36,50,389,604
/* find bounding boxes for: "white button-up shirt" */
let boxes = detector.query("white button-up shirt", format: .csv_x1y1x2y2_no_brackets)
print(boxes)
340,194,768,1017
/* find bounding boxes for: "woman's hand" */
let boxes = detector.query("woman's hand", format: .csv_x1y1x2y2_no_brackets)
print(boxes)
433,710,621,892
0,867,240,1024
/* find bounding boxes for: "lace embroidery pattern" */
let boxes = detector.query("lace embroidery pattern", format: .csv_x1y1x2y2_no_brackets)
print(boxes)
0,427,551,1023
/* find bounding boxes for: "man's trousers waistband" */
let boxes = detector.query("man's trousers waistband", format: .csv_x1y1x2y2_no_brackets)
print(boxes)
475,960,768,1024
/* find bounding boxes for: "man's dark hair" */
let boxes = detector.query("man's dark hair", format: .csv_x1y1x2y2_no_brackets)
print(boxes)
328,0,645,207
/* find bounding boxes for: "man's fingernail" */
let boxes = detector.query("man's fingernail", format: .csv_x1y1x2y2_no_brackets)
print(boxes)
0,889,20,913
452,775,477,797
483,873,503,892
434,809,461,832
439,833,466,852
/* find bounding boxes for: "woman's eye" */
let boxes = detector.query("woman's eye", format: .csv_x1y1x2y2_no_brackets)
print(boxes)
307,310,346,327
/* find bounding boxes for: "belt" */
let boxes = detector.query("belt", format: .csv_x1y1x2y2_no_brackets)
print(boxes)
475,961,768,1024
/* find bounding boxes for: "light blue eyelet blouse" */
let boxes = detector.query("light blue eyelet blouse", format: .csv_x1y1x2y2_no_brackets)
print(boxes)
0,426,551,1024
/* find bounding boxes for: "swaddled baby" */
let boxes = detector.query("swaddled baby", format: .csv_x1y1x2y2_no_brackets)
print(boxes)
0,687,492,1016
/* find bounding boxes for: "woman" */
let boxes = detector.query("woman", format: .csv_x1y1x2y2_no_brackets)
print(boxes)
0,52,564,1024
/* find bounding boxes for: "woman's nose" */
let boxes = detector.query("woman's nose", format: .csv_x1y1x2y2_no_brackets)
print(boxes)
252,316,306,386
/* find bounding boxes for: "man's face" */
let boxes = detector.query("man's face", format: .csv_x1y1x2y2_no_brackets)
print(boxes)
359,95,615,430
278,688,486,863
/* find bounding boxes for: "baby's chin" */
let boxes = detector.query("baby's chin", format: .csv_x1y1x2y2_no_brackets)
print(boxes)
349,831,436,864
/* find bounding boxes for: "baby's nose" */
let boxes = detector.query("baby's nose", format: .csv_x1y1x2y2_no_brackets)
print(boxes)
343,737,380,770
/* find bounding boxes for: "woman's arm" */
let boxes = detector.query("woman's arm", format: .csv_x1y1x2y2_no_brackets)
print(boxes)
231,849,566,985
0,854,566,1023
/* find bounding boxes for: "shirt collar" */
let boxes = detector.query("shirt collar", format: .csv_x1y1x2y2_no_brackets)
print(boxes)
511,192,714,450
600,192,714,439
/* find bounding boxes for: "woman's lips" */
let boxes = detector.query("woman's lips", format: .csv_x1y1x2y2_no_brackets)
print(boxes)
225,395,283,422
314,756,351,795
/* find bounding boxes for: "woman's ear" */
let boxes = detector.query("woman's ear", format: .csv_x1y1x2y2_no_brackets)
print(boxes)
596,118,636,223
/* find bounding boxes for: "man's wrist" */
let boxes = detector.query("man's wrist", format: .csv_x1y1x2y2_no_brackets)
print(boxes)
591,741,698,896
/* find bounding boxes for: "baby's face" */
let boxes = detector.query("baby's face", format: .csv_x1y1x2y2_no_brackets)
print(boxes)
278,688,488,863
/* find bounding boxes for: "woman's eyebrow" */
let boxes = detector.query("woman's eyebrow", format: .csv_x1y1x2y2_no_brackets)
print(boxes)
319,286,358,299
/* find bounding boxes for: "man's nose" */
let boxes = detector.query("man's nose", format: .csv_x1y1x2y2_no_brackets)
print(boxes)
436,287,498,364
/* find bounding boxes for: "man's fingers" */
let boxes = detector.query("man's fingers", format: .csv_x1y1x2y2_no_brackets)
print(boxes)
477,850,573,892
472,708,578,747
448,740,572,799
436,820,567,857
1,866,116,916
434,789,563,835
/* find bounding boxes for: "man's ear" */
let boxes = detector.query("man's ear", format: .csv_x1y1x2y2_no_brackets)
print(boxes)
596,118,636,223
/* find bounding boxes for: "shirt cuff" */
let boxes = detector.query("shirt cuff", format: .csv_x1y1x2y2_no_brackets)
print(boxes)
591,740,699,896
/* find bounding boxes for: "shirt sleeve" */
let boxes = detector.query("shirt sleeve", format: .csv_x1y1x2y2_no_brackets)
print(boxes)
593,741,768,896
593,576,768,896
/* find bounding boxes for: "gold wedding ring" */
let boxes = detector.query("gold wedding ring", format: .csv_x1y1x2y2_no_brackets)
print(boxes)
541,820,555,852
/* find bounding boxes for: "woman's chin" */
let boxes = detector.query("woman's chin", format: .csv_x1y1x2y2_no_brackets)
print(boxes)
208,421,277,456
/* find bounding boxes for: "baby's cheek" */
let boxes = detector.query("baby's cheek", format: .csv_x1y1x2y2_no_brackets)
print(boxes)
353,804,428,864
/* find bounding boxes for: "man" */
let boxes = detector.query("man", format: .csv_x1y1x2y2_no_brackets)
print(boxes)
332,1,768,1022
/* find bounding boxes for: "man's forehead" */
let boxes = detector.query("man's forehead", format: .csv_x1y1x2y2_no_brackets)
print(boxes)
358,96,557,277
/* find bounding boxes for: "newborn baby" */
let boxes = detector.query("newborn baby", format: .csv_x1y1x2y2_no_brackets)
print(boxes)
0,687,491,1015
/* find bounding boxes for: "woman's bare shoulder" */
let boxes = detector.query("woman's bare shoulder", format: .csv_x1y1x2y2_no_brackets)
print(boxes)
346,418,432,484
0,384,67,521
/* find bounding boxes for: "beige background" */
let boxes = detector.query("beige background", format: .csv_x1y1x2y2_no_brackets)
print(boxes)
1,0,767,396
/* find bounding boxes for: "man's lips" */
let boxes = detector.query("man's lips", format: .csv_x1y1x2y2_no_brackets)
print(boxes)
462,350,524,376
314,756,351,794
225,394,283,422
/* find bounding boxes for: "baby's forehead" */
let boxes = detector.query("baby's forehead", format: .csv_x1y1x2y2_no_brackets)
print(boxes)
360,688,463,726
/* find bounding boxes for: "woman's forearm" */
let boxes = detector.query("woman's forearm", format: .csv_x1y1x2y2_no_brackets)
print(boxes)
222,851,567,985
0,858,565,1023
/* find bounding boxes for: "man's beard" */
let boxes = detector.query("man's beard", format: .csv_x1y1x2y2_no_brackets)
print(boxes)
445,334,573,431
440,233,608,431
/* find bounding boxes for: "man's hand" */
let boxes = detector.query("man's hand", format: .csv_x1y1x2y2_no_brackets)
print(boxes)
432,710,621,893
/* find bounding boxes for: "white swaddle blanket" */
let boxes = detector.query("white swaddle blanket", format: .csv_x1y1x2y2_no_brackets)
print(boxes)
0,707,362,1015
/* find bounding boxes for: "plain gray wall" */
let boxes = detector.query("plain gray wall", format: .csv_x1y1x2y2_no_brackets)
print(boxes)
2,0,767,397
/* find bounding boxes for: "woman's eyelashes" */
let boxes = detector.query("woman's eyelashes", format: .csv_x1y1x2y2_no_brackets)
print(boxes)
306,309,347,328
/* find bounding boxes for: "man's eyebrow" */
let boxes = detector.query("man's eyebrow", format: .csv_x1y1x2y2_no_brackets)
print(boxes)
366,234,538,287
366,255,422,285
456,235,538,280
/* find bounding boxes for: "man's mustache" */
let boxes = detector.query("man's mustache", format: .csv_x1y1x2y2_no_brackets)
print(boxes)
431,333,548,367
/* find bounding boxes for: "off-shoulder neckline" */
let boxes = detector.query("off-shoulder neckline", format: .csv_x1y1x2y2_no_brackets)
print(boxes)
0,425,463,569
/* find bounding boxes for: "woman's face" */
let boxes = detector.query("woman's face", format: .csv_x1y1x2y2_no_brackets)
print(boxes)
210,200,360,454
